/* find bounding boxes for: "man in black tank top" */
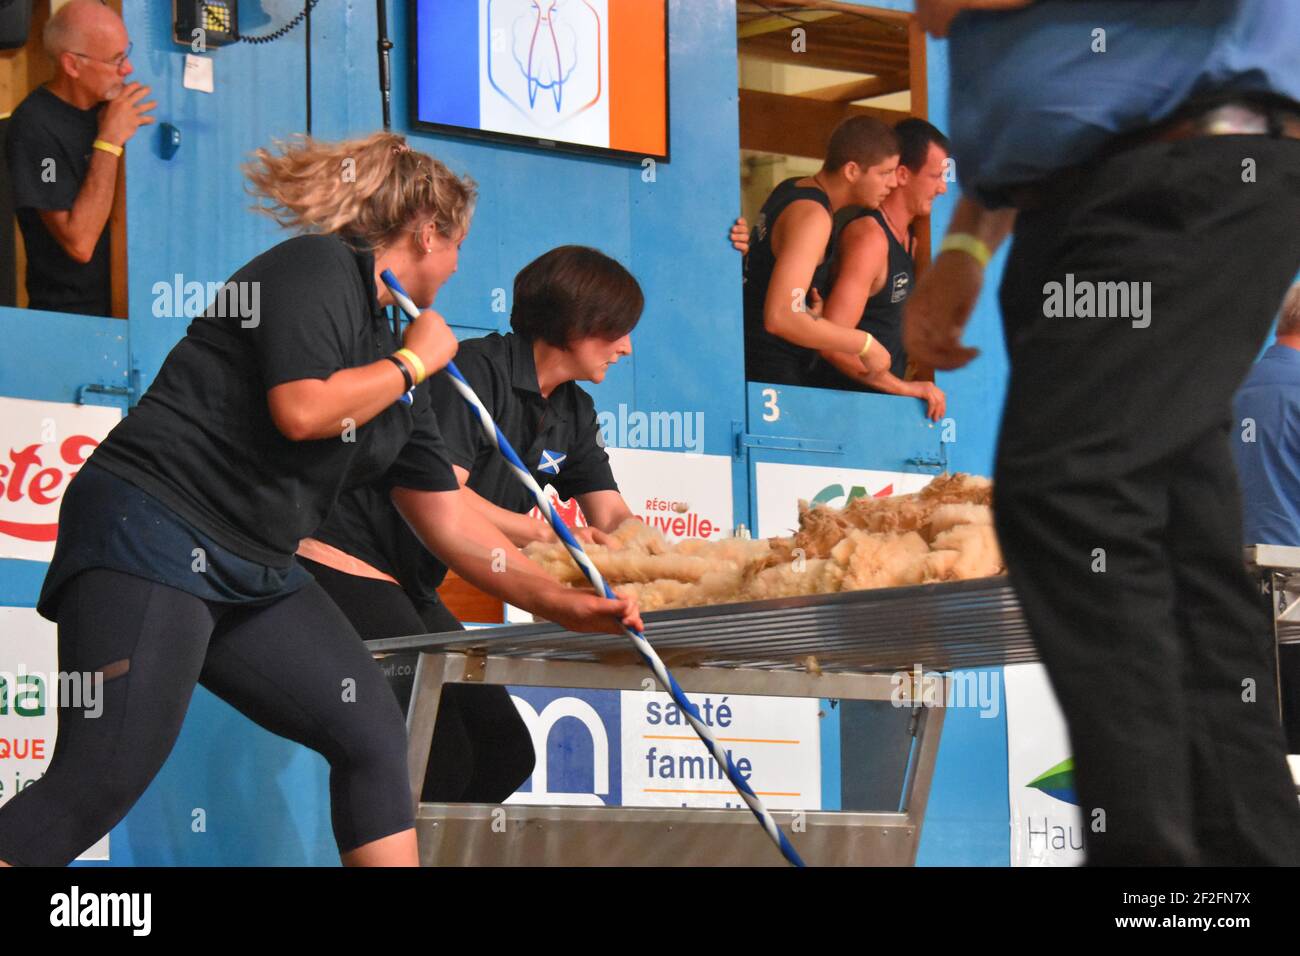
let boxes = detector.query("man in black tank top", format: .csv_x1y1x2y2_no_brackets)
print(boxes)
742,116,901,386
811,119,951,421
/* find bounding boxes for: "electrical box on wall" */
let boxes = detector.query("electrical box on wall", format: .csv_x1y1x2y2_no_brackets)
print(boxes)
0,0,33,51
173,1,238,48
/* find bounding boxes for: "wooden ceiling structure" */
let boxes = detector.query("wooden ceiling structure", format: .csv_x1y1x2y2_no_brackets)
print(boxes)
736,1,925,160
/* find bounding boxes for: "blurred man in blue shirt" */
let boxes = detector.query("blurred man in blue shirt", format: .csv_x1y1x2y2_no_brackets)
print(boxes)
1234,284,1300,547
1233,282,1300,754
907,0,1300,864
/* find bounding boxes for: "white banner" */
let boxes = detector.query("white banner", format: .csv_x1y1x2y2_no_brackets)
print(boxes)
753,461,934,538
525,448,733,540
1004,663,1084,866
620,690,820,810
607,448,733,543
0,397,121,563
502,686,822,810
0,606,108,860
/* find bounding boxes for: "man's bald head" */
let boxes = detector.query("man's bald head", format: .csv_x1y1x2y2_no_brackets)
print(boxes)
45,0,126,62
1279,283,1300,338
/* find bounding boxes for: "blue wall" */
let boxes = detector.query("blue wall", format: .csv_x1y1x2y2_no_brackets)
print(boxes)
0,0,1012,866
58,0,760,869
863,0,1012,865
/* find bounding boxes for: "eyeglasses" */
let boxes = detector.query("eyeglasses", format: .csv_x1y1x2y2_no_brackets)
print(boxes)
69,41,133,70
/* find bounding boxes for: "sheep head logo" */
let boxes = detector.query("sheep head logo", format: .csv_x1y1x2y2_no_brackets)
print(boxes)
488,0,603,128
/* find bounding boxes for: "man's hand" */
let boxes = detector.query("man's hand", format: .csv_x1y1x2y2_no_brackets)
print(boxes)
97,83,156,147
907,380,947,421
904,250,984,370
805,286,824,320
730,216,749,255
904,251,982,369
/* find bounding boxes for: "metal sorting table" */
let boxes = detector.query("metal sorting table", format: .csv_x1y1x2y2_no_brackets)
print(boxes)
1246,545,1300,724
366,560,1300,867
1247,544,1300,648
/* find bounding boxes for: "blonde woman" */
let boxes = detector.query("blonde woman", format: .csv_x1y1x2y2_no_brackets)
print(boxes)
0,133,641,867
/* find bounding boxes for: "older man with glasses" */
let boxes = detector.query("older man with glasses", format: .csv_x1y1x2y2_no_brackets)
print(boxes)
5,0,154,316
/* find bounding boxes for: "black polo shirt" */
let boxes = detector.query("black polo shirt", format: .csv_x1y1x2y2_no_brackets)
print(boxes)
315,330,619,606
5,85,110,315
89,233,460,567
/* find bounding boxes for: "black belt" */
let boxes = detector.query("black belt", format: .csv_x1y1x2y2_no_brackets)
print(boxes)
1008,98,1300,211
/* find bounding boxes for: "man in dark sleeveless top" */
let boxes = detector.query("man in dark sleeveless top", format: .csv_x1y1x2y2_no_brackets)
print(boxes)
742,116,901,386
810,119,950,421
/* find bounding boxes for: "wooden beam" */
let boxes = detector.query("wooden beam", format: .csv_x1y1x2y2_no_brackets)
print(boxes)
739,38,910,75
907,15,930,277
740,0,911,29
801,73,909,102
907,16,928,121
739,88,911,160
906,14,934,385
737,10,838,39
110,152,127,319
107,0,126,319
740,30,909,58
796,1,910,26
0,1,54,310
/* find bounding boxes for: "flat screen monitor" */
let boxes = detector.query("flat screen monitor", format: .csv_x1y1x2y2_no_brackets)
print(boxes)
411,0,670,161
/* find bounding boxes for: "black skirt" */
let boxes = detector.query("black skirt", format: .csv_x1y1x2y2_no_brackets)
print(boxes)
37,461,312,621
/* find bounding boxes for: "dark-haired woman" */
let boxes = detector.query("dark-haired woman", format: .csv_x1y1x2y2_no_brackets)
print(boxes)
300,245,642,803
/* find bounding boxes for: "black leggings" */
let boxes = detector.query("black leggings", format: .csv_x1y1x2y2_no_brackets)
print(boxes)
299,558,536,803
0,569,412,866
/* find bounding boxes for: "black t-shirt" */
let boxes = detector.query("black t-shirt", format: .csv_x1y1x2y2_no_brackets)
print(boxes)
315,331,619,606
5,85,111,315
742,177,834,386
89,233,460,567
810,207,915,391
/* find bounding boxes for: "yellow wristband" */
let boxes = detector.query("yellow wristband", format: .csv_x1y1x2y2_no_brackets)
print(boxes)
939,232,992,268
394,348,426,385
859,332,875,357
92,139,123,157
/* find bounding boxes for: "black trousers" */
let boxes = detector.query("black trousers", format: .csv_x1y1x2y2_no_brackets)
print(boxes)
1282,644,1300,753
993,134,1300,865
0,570,412,865
300,558,536,803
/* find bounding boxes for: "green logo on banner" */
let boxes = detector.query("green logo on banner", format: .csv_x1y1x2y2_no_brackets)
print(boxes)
811,483,870,506
1027,757,1077,805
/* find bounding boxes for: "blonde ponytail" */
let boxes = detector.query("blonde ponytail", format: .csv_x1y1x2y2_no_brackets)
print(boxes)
243,132,477,248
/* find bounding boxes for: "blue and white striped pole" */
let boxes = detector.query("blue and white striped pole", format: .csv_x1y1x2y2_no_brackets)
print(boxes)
382,270,805,867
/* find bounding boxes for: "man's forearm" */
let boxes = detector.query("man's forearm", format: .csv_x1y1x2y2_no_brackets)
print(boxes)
766,307,867,355
944,195,1016,255
860,368,911,395
63,150,119,260
817,349,874,388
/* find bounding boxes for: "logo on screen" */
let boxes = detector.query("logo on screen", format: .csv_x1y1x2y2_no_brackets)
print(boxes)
488,0,603,126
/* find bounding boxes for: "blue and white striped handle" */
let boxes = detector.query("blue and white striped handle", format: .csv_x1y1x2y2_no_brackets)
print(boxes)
381,269,805,867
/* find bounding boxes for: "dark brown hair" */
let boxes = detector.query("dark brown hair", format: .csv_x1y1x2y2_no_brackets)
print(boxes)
894,118,950,172
510,246,644,347
824,116,900,173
